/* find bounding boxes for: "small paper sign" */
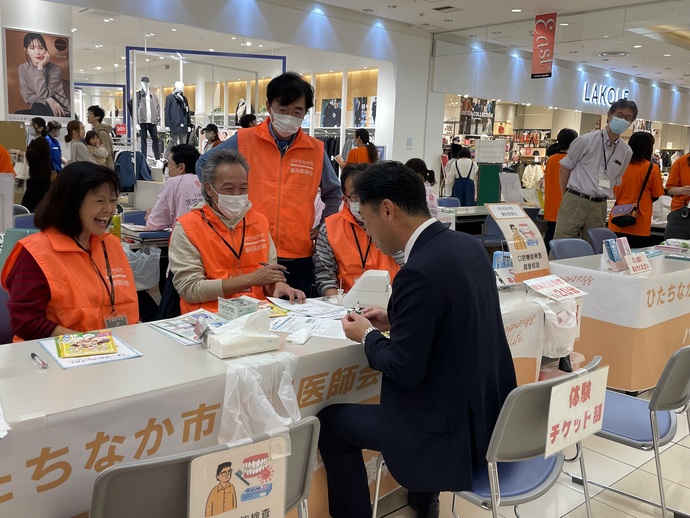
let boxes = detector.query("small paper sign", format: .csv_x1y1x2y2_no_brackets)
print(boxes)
524,274,587,301
624,253,652,275
545,366,608,457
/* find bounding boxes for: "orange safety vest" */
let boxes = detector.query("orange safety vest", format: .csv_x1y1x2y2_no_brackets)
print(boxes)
324,205,400,293
1,229,139,337
237,120,323,258
543,151,566,222
177,205,270,313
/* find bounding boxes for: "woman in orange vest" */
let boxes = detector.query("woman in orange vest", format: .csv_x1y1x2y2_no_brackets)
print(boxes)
314,164,401,296
2,162,139,340
335,128,378,167
169,149,305,313
543,128,578,251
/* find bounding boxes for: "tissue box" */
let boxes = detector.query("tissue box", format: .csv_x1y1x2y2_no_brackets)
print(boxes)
217,297,258,320
204,310,280,359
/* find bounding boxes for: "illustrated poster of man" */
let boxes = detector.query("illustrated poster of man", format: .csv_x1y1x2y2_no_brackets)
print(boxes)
205,462,237,517
4,28,71,120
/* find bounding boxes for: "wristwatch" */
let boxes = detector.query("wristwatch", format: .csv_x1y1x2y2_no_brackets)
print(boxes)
360,326,378,344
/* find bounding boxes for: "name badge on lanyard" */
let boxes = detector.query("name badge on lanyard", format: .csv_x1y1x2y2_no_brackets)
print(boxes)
599,132,617,189
105,314,129,328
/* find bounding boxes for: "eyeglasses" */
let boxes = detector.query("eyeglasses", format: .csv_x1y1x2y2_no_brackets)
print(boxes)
219,470,232,476
344,194,359,203
271,103,306,118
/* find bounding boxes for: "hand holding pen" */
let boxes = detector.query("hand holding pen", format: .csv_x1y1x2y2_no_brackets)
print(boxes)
250,263,287,286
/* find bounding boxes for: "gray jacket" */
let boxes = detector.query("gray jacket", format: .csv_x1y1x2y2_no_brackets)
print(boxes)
17,61,70,116
136,90,160,125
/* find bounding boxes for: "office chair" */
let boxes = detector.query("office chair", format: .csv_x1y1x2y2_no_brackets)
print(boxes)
586,227,618,254
549,238,595,260
438,197,461,208
121,210,147,226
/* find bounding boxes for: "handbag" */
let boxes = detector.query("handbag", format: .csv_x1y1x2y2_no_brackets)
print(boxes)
610,162,654,227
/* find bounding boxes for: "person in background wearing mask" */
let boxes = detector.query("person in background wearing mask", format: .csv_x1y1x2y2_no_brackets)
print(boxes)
170,149,305,314
314,164,402,296
202,123,222,153
46,120,66,173
196,72,342,296
553,99,636,243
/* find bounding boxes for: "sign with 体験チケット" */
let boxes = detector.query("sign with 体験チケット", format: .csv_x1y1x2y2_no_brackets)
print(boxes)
486,204,550,281
545,366,608,457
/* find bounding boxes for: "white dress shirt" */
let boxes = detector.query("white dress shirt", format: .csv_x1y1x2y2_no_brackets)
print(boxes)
404,218,436,263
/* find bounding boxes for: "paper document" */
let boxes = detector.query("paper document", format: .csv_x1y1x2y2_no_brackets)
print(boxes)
270,316,349,340
39,336,142,369
149,309,229,345
267,297,348,319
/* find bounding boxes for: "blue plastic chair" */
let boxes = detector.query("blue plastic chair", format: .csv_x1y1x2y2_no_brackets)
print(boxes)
586,227,617,254
587,346,690,517
12,204,29,216
479,215,505,248
13,214,36,229
451,357,602,518
122,210,147,226
549,238,595,260
438,197,461,208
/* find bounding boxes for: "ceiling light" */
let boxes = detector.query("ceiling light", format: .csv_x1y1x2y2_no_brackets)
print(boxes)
245,41,252,46
95,44,103,48
171,28,177,32
94,66,102,71
511,8,522,13
209,48,214,52
663,53,672,57
104,18,110,22
496,99,501,102
231,37,236,40
605,73,610,77
71,28,78,32
559,23,569,26
633,44,642,48
114,63,119,68
258,44,263,48
79,69,84,73
329,70,334,72
577,67,583,71
145,58,150,62
526,103,531,106
150,33,155,36
463,94,469,98
652,83,658,87
108,18,114,21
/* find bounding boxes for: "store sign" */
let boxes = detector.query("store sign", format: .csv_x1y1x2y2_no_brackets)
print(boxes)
531,13,557,79
582,82,630,106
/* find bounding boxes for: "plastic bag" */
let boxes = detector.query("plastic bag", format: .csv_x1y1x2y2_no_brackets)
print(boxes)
534,298,579,358
219,352,301,443
203,309,279,358
122,243,161,290
13,158,29,180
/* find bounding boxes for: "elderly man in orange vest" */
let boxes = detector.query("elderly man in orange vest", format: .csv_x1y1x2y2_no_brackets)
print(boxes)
170,149,305,313
196,72,342,296
314,164,402,296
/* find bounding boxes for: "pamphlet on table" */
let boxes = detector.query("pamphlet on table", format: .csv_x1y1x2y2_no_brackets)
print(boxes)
149,309,229,346
39,335,142,369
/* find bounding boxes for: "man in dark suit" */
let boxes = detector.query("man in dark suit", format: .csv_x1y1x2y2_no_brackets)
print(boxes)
317,161,517,518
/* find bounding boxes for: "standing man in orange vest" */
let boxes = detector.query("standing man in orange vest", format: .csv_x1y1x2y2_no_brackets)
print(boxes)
196,72,342,296
170,149,305,313
314,163,402,296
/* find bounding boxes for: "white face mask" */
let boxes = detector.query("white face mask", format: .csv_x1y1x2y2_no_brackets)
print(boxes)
349,201,363,223
209,184,248,219
27,126,37,136
270,110,303,136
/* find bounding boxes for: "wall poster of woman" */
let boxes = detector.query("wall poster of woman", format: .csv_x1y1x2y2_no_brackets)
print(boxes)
4,28,72,120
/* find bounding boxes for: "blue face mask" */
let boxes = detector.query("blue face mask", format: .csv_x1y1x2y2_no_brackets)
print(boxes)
608,116,631,135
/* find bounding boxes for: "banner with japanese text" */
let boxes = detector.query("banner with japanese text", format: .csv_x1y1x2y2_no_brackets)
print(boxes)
486,203,550,281
531,13,557,79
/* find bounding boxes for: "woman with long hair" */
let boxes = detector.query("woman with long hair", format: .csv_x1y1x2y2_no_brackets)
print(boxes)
336,128,378,166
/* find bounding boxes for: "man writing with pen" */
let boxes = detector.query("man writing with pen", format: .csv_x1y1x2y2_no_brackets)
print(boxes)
169,149,306,313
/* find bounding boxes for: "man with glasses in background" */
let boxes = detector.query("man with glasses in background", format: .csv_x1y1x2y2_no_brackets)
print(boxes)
196,72,342,295
554,99,637,243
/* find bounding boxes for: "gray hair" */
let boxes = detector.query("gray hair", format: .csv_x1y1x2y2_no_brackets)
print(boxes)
201,149,251,204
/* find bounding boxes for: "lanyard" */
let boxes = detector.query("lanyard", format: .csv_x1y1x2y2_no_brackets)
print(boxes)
600,132,619,178
200,210,246,261
350,223,372,271
75,240,115,314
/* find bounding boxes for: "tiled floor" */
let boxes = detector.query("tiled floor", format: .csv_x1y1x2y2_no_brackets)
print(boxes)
379,403,690,518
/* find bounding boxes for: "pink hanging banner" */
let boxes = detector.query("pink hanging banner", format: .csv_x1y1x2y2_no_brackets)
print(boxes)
531,13,557,79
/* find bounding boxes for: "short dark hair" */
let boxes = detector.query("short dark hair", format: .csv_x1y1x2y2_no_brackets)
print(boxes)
239,114,257,128
556,128,578,150
170,144,200,175
404,158,436,186
23,33,47,49
266,72,314,110
88,105,105,123
628,131,655,164
35,162,120,238
84,130,99,145
457,147,472,159
353,161,430,218
340,163,368,191
608,99,638,121
216,462,232,477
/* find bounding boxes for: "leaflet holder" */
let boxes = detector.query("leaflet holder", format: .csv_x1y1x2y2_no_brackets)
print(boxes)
342,270,392,309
